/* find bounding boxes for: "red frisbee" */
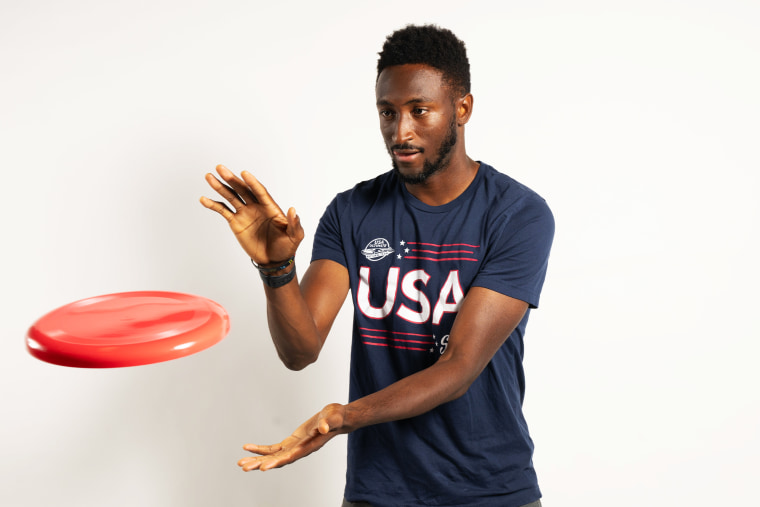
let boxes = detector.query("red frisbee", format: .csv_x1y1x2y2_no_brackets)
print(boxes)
26,291,230,368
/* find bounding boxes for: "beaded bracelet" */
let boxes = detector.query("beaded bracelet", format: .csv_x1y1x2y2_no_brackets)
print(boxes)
251,256,295,274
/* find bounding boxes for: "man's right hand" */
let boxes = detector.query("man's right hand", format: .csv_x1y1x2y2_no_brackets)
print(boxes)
200,165,304,265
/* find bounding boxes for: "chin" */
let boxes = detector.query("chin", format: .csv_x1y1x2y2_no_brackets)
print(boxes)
392,161,444,185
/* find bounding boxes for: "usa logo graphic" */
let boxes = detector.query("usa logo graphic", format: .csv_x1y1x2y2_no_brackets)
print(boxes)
361,238,395,261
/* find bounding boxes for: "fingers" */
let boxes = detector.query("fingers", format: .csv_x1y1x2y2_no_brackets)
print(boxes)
201,165,288,222
199,195,235,222
242,443,282,455
238,443,283,472
204,171,247,211
215,165,257,206
237,456,267,472
238,456,283,472
240,170,286,216
237,445,293,472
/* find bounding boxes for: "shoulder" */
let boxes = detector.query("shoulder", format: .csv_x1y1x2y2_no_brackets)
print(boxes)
477,162,553,223
328,170,398,212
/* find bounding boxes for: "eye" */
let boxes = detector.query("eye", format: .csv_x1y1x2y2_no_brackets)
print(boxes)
379,109,395,119
412,107,428,116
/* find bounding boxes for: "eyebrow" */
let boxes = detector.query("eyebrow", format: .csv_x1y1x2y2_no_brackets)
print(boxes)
376,97,435,107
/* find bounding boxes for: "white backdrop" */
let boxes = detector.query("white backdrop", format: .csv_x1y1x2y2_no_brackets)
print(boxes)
2,1,758,506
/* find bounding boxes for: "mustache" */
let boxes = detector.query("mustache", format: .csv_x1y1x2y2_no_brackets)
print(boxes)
390,143,425,152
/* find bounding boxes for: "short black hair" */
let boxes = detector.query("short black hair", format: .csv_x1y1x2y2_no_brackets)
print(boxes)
377,24,471,96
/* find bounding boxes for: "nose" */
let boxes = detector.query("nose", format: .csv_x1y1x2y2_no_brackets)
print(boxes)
391,113,414,145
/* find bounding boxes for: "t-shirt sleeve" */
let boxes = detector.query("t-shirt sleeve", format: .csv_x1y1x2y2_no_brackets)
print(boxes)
311,194,348,268
472,196,555,308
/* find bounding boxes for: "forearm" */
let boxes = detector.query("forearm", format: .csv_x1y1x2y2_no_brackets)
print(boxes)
263,276,324,370
258,259,348,370
342,354,478,431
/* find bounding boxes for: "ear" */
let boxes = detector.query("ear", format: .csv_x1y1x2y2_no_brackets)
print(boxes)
456,93,474,126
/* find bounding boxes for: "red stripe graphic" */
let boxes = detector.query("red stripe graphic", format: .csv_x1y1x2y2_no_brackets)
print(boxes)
359,327,434,352
407,242,480,248
413,249,474,255
401,241,480,263
360,334,432,345
358,327,431,338
363,341,429,352
405,256,478,262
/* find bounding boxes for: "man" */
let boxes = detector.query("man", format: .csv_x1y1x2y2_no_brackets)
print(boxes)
201,24,554,507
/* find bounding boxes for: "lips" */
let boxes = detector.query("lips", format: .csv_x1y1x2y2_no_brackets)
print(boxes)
394,149,419,158
392,146,424,163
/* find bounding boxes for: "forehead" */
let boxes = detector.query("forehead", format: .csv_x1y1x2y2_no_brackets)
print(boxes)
375,64,452,105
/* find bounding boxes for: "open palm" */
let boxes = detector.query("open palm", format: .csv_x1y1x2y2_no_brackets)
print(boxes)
237,404,346,472
200,165,304,264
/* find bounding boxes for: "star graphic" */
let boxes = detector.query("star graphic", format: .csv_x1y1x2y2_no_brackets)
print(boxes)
397,254,402,259
400,240,405,246
404,248,410,253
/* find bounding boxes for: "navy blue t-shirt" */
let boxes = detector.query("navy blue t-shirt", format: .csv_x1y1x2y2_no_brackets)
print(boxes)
312,162,554,507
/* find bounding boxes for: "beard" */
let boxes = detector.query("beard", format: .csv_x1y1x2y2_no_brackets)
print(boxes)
391,115,458,185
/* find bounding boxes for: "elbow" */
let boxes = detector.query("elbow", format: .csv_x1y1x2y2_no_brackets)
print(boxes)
273,338,322,371
279,351,319,371
448,379,475,402
282,360,311,371
436,354,481,402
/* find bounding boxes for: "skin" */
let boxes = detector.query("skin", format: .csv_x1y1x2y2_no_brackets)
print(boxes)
376,63,480,206
200,63,529,472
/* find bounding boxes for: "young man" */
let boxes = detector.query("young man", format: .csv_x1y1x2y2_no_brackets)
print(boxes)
201,25,554,507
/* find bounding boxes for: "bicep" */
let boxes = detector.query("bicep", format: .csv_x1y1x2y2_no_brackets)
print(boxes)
300,259,351,340
439,287,529,385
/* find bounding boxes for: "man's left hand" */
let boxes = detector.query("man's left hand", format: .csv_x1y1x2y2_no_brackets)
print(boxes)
238,403,347,472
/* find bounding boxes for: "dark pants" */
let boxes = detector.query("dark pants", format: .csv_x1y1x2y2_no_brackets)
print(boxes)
342,499,543,507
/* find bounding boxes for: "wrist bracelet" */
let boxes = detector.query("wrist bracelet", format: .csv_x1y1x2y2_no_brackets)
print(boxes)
251,256,295,274
259,265,296,288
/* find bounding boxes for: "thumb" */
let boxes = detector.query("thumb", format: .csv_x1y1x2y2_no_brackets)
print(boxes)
286,207,305,243
318,418,332,435
317,404,346,434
